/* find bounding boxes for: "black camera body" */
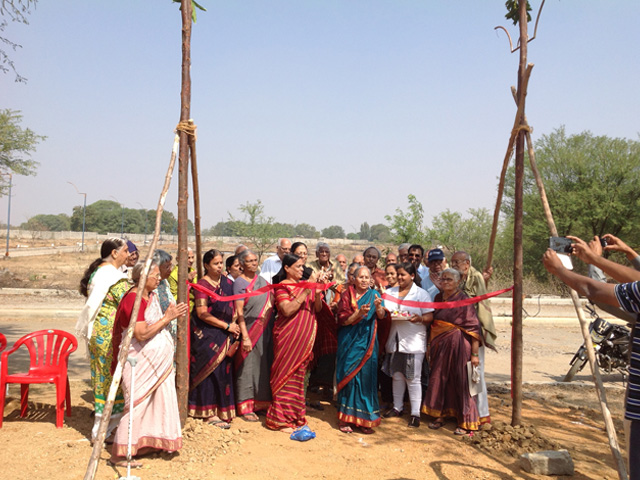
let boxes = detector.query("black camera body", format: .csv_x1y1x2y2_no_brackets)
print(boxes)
550,236,573,254
549,236,607,254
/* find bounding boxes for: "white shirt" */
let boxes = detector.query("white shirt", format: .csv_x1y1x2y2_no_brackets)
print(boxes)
259,255,282,283
417,265,429,282
384,283,434,354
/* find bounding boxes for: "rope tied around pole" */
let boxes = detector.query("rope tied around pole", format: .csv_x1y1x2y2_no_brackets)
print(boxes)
175,120,198,141
512,124,533,135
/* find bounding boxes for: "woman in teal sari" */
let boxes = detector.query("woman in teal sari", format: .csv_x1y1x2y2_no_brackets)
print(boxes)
335,265,389,434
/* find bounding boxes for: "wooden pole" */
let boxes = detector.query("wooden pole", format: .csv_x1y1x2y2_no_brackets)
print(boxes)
189,119,203,280
485,63,533,272
83,134,181,480
175,0,193,426
510,0,529,427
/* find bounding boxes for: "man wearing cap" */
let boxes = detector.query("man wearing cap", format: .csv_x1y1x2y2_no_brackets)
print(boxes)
422,248,445,298
120,240,139,277
259,238,291,283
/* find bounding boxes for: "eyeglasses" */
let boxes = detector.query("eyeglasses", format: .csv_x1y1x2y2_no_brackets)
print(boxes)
451,259,468,266
149,273,162,280
440,277,456,282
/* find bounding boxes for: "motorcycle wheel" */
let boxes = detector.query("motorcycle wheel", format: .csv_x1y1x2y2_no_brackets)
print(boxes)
563,358,587,382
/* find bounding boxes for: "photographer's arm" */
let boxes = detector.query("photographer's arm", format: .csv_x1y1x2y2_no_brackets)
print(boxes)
568,235,640,283
542,249,619,308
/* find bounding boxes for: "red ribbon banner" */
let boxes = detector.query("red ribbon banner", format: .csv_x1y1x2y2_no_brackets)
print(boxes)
188,280,336,303
381,286,514,310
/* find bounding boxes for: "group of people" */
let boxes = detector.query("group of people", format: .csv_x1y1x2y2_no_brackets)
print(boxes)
77,236,498,466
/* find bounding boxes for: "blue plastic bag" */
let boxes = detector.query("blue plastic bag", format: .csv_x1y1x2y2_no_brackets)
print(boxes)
290,425,316,442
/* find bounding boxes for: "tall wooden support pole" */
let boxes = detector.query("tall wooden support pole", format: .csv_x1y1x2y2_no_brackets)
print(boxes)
511,0,529,427
189,120,203,280
175,0,193,426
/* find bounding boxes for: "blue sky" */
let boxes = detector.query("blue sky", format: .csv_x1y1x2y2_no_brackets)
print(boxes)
2,1,639,234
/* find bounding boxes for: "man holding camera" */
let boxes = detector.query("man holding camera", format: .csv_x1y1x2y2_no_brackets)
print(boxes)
543,234,640,479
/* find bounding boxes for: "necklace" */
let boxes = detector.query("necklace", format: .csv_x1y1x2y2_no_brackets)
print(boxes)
205,274,221,288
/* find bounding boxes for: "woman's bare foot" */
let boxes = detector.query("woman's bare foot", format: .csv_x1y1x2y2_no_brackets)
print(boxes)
280,427,294,433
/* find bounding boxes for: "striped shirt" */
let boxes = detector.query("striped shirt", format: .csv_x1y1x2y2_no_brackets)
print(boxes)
614,282,640,421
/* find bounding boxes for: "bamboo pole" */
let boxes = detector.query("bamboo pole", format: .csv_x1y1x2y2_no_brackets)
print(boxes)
189,119,203,280
83,134,181,480
175,0,193,426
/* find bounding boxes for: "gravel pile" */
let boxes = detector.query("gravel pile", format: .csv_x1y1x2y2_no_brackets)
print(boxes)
178,417,248,463
461,420,563,458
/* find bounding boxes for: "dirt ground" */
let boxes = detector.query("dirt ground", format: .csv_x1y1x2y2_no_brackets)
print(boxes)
0,252,631,480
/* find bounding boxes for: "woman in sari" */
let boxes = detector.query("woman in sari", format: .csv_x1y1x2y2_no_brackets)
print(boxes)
234,250,274,421
189,249,240,428
110,262,188,467
335,266,388,434
422,268,484,435
266,254,322,432
76,237,130,442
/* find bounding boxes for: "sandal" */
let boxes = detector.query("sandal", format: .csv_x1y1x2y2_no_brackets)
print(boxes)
307,400,325,411
339,424,353,434
428,420,445,430
242,413,260,422
208,419,231,429
358,426,375,434
453,427,470,436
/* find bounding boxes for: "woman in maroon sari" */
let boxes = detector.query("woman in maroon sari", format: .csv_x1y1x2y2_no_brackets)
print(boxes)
422,268,484,435
266,254,322,432
188,249,241,428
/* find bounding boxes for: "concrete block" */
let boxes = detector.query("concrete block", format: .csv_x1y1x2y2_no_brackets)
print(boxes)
520,450,574,476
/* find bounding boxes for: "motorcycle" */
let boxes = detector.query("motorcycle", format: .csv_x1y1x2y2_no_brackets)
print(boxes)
563,304,631,382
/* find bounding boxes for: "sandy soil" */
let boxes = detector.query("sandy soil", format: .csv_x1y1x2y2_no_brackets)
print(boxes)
0,252,631,480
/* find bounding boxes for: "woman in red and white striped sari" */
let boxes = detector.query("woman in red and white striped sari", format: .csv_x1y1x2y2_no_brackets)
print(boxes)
266,254,322,432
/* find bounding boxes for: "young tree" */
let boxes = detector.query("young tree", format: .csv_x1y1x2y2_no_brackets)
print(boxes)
0,109,45,193
385,194,427,245
427,208,493,266
229,200,278,262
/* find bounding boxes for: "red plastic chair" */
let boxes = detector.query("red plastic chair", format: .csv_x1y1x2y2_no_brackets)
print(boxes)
0,329,78,428
0,332,6,353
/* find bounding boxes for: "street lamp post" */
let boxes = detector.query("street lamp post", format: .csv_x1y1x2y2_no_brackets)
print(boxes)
2,173,12,257
136,202,148,245
67,181,87,252
109,195,124,236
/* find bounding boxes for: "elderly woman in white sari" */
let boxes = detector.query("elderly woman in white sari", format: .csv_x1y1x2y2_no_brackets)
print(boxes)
109,262,188,467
